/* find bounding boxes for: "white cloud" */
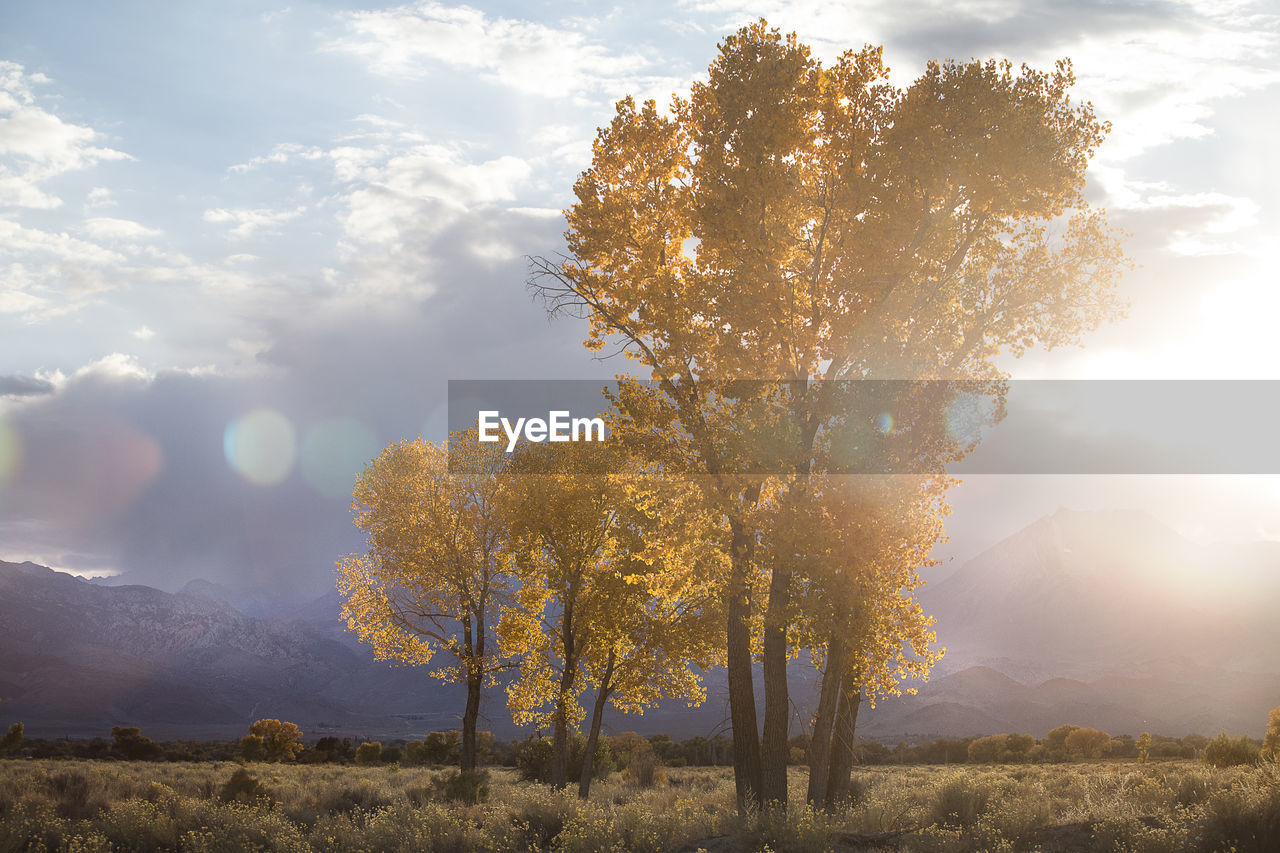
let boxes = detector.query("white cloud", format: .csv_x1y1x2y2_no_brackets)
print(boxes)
203,205,306,239
132,325,154,341
0,61,131,209
84,217,162,241
72,352,153,383
84,187,115,210
0,218,125,266
325,1,651,98
228,142,325,174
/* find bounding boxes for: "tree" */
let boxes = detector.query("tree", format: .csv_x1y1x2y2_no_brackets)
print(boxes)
0,700,20,758
497,441,626,790
337,432,516,772
795,475,947,806
1045,724,1081,761
354,741,382,764
0,722,22,757
111,726,162,761
1263,707,1280,762
532,20,1125,811
242,719,303,763
1137,732,1152,764
1064,726,1112,760
572,470,724,797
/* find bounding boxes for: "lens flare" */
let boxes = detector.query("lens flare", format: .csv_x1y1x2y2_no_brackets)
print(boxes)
224,409,296,486
301,417,378,498
874,412,895,435
0,417,19,483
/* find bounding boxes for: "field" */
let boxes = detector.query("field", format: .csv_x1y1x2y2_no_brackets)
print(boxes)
1,759,1278,852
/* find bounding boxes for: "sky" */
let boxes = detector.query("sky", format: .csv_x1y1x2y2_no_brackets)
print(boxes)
1,0,1278,594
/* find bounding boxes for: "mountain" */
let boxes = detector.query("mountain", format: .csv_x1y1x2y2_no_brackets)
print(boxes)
0,560,471,740
856,509,1280,738
3,509,1278,743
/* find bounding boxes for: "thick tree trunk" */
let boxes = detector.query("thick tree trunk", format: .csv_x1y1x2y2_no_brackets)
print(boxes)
760,561,792,808
805,630,846,807
461,663,482,772
824,681,862,809
578,649,616,799
461,612,482,772
727,516,762,813
551,598,579,790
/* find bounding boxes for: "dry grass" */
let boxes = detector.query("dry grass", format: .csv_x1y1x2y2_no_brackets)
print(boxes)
0,758,1276,851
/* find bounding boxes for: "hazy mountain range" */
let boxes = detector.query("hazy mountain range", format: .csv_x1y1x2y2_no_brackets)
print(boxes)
2,509,1277,742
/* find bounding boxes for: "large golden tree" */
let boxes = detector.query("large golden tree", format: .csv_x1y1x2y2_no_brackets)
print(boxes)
532,20,1126,810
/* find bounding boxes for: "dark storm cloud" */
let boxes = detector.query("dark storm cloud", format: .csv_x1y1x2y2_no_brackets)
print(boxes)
0,209,615,596
877,0,1192,62
0,375,55,397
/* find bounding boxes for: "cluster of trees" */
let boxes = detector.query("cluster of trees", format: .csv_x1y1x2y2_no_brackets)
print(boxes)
337,20,1131,814
5,717,1278,770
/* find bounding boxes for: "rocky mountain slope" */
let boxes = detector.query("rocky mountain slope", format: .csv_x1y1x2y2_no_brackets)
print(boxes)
3,509,1277,742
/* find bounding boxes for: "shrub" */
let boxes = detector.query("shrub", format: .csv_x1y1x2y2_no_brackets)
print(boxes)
932,776,990,827
1202,733,1260,768
515,735,613,783
438,769,490,804
622,743,666,788
217,768,272,804
319,780,393,813
1198,780,1280,852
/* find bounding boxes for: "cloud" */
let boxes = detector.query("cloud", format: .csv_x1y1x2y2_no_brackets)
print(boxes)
0,61,131,210
325,1,652,98
84,217,162,241
0,374,54,397
203,206,306,239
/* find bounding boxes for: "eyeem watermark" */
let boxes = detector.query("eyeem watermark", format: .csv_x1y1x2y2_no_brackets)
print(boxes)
478,410,606,452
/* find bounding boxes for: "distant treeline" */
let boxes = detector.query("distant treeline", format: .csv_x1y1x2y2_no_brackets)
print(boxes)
3,722,1270,769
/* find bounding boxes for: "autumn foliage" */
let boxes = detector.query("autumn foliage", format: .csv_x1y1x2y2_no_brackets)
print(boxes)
338,19,1128,814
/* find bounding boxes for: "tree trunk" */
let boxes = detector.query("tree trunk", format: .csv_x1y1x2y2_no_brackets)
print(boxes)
805,630,846,807
578,648,616,799
760,560,792,808
551,596,579,790
461,662,482,772
727,516,762,813
824,681,862,810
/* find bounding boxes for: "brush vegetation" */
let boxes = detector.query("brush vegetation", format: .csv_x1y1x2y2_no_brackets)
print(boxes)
2,759,1279,852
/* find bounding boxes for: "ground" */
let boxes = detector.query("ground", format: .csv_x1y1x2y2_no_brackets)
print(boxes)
0,759,1277,851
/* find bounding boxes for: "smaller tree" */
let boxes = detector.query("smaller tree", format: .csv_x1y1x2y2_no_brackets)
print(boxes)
967,734,1007,764
1137,732,1152,764
338,435,516,773
111,726,162,761
1064,727,1112,760
1263,706,1280,762
1045,724,1081,761
0,722,22,757
354,742,383,764
242,719,303,763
